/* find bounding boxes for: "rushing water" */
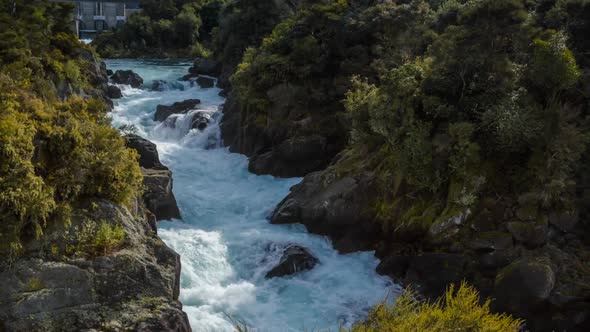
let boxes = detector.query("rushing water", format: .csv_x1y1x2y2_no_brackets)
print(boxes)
106,59,397,332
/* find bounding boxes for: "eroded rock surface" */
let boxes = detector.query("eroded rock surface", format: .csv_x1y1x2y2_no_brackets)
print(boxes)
0,200,190,332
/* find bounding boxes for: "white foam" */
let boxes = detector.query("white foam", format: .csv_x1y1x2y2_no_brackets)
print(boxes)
106,59,398,332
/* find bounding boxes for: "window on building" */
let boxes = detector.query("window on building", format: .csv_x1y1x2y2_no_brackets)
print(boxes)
95,2,103,16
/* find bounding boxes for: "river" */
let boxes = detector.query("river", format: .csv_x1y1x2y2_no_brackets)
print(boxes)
105,59,396,332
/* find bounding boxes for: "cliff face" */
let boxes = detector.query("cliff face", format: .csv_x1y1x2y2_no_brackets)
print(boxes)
0,199,190,332
0,2,190,330
0,55,191,332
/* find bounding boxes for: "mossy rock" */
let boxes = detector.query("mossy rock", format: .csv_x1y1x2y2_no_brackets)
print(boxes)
493,257,555,315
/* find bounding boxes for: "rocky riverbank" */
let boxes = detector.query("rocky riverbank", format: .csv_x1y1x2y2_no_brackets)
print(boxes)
0,7,190,327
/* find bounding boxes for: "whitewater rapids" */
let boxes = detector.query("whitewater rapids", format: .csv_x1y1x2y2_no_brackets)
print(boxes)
106,59,397,332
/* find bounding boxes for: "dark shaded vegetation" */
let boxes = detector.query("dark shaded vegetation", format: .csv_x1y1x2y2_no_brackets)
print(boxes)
0,0,142,259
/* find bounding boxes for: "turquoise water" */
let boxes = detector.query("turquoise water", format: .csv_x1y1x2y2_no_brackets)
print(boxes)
106,59,397,332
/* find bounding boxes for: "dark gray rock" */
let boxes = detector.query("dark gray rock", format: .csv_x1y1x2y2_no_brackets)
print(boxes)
248,136,332,178
111,70,143,88
0,200,190,332
271,172,380,252
196,76,215,89
106,69,113,76
469,231,513,251
124,135,181,221
549,210,579,232
107,85,122,99
190,112,212,131
493,257,555,315
154,99,201,122
189,58,221,76
125,134,168,170
507,219,548,248
142,168,181,221
265,245,319,278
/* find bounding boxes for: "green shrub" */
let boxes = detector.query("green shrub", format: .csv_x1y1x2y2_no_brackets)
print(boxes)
77,220,126,257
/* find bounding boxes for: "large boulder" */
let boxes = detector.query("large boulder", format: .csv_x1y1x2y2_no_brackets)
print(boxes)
195,76,215,89
189,58,221,76
493,257,556,316
111,70,143,88
265,245,319,278
124,135,181,221
107,85,122,99
271,171,380,252
506,219,548,248
190,112,212,131
125,134,168,170
154,99,201,122
142,169,182,221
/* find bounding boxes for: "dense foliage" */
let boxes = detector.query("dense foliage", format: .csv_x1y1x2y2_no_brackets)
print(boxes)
341,0,589,234
229,0,589,234
349,283,522,332
93,0,227,58
0,0,142,258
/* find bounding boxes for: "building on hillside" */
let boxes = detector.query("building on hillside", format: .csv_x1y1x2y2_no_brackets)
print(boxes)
51,1,141,39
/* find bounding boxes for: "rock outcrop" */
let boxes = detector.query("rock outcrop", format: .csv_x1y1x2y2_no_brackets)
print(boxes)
271,161,381,252
125,134,181,221
265,245,319,279
155,99,201,122
107,85,123,99
195,76,215,89
270,153,590,331
182,58,221,81
221,89,345,178
111,70,144,88
0,199,190,332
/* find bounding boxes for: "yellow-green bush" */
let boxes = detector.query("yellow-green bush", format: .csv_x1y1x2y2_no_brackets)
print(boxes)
76,220,126,257
0,1,143,259
348,283,522,332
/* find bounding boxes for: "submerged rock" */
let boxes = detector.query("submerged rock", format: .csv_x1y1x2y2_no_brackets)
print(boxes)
154,99,201,122
190,111,211,131
111,70,144,88
151,80,185,92
265,245,319,278
107,85,122,99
